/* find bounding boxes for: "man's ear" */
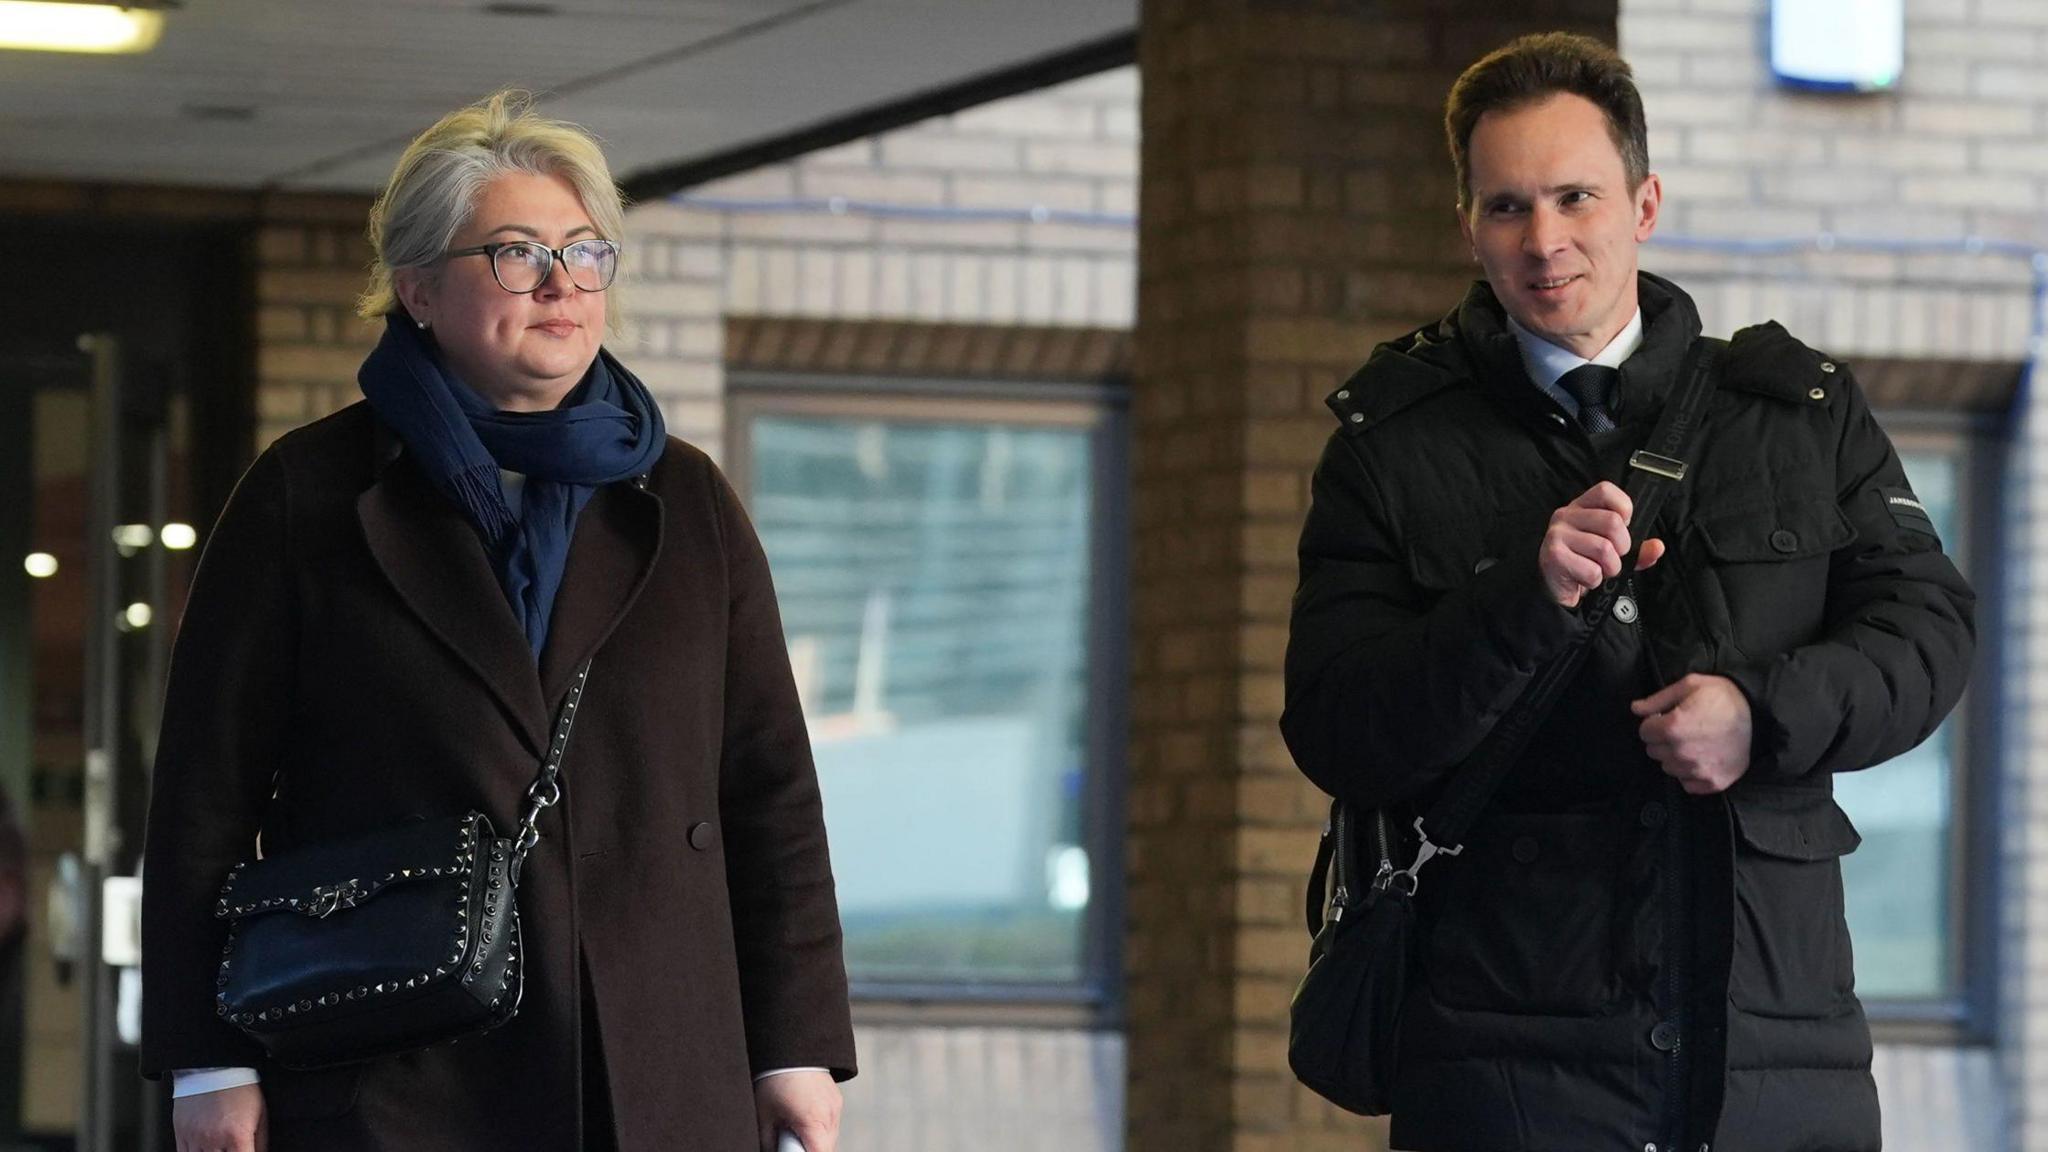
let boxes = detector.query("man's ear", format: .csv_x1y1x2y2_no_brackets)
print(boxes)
1633,173,1664,244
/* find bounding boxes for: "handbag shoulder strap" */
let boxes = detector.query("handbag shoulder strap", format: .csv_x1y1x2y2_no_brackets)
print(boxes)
509,659,593,882
1311,335,1728,931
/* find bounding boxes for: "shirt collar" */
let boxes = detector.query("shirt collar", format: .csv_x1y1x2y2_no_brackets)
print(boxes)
1506,309,1645,393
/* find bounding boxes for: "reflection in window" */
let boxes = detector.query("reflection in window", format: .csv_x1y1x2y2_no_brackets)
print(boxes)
749,414,1097,985
1835,450,1957,1000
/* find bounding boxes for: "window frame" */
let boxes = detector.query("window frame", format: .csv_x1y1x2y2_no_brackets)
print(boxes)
727,369,1129,1028
1857,410,2004,1045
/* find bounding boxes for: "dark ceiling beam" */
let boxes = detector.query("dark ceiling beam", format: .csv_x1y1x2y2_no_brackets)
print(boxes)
618,29,1135,203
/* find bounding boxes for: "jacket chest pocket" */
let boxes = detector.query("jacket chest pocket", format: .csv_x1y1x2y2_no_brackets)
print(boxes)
1685,493,1856,659
1726,786,1862,1019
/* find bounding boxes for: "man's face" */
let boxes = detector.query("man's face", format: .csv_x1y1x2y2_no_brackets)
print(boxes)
1459,92,1661,359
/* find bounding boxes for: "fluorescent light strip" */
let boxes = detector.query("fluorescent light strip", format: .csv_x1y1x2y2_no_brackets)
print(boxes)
0,1,164,54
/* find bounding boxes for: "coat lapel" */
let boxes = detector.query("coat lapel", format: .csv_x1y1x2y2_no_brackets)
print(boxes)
538,480,663,708
357,456,550,756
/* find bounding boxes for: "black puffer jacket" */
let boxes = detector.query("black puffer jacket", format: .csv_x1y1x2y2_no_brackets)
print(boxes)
1281,274,1975,1152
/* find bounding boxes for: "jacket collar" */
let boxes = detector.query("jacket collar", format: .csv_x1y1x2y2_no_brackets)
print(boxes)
358,431,662,756
1453,271,1704,429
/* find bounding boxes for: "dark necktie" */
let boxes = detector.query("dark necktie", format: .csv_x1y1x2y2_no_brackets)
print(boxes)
1557,363,1619,434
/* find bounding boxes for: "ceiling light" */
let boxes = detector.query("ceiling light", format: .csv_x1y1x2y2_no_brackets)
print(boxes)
112,524,154,554
0,1,166,55
160,523,197,550
23,553,57,578
119,602,152,631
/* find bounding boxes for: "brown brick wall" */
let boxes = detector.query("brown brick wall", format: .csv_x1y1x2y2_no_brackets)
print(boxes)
250,202,381,450
1125,3,1615,1149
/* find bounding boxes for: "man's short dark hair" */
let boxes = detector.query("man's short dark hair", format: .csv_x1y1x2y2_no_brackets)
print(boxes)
1445,32,1650,211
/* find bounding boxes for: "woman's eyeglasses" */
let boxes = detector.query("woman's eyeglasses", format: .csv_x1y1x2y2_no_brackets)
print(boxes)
442,238,619,294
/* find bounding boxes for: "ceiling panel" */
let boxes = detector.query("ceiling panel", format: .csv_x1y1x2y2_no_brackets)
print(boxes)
0,0,1134,193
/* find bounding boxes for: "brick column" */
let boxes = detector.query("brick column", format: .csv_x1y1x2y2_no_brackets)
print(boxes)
1125,4,1614,1149
250,195,380,450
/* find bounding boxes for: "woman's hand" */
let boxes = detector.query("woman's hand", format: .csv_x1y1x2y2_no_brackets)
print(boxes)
755,1069,841,1152
173,1083,266,1152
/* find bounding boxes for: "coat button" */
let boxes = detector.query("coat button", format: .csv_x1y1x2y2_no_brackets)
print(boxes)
1769,528,1799,553
1650,1021,1680,1052
1613,594,1638,624
688,822,715,850
1510,836,1539,865
1639,801,1667,829
1473,556,1498,574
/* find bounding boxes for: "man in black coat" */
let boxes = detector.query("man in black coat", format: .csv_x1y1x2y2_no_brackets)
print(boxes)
1280,33,1975,1152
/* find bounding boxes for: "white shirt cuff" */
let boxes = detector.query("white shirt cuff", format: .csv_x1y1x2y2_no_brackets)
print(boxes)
753,1067,827,1082
172,1067,262,1098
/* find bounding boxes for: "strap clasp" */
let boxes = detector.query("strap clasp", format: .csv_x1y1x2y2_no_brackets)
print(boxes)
1628,450,1688,482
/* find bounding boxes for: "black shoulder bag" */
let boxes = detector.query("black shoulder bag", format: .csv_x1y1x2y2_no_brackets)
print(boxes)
1287,337,1725,1115
211,661,592,1070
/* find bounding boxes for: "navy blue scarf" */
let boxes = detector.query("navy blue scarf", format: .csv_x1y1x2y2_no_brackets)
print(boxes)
359,314,666,655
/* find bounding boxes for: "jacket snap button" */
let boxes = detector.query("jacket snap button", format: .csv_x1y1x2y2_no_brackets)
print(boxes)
1473,556,1498,574
1510,836,1539,865
1769,528,1799,553
1348,412,1365,424
1650,1021,1680,1052
688,822,714,850
1639,801,1667,829
1820,361,1837,373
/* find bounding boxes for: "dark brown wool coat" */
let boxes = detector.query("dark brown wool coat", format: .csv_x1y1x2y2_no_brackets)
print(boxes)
140,402,855,1150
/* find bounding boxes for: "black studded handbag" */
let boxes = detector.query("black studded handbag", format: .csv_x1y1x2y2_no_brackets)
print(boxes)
212,661,591,1070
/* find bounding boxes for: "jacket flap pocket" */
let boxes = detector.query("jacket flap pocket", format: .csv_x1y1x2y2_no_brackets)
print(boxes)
1405,508,1549,591
218,812,488,920
1729,788,1861,861
1693,496,1856,563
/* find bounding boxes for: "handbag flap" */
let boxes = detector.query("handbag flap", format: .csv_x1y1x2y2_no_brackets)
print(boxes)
216,812,489,921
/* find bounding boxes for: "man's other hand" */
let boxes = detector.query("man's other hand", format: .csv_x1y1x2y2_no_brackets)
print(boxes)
1631,673,1752,794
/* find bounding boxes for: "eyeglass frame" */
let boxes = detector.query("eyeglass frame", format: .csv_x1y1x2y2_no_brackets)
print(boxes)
440,237,621,294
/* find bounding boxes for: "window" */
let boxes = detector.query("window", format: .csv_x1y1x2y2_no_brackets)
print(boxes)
729,378,1126,1008
1836,421,1995,1035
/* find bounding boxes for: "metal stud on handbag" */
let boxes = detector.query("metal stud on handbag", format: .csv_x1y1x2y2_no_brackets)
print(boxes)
211,661,591,1070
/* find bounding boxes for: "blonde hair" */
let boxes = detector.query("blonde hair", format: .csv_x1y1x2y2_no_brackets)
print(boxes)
358,90,626,333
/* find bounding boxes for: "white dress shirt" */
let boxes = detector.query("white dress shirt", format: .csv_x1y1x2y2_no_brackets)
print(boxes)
1505,309,1645,418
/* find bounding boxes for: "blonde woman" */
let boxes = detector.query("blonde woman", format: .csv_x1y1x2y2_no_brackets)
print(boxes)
141,92,853,1152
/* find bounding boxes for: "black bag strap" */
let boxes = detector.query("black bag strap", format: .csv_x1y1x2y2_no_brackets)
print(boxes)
509,659,593,883
1308,335,1726,933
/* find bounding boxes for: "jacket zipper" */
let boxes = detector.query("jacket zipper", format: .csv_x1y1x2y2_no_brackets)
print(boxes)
1663,778,1692,1148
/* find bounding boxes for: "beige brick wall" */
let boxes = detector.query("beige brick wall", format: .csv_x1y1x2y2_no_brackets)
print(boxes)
613,67,1139,457
1624,0,2048,361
